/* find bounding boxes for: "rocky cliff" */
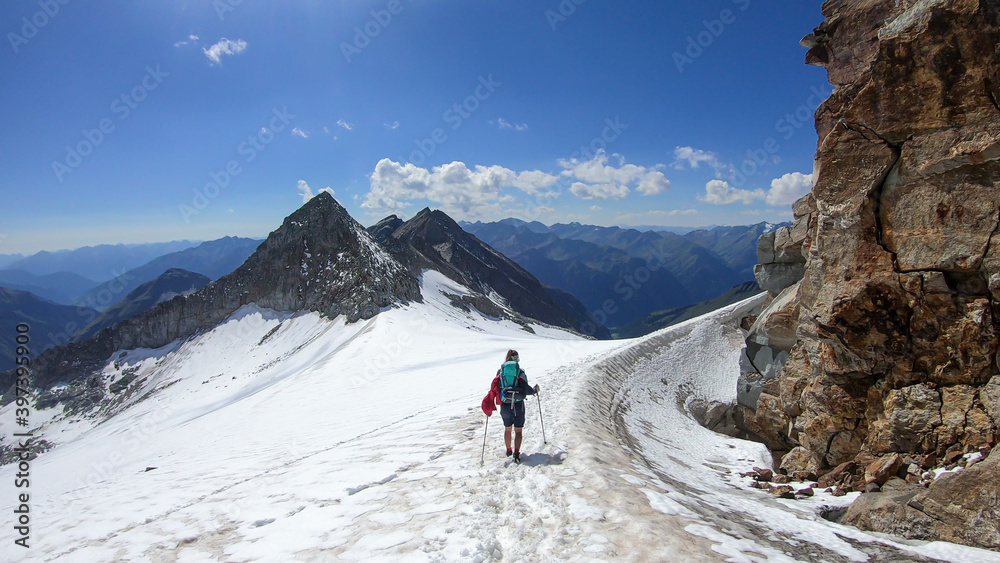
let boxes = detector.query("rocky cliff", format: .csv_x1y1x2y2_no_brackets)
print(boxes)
739,0,1000,549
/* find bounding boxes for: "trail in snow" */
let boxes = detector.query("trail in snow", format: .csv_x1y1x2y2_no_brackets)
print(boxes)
2,272,999,562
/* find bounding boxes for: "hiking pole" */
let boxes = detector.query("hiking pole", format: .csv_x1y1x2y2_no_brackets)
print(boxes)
480,415,489,465
536,394,547,444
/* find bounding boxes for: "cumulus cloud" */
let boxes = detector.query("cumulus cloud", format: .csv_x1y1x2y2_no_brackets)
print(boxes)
336,119,354,131
569,182,630,200
298,180,334,204
361,151,673,217
672,146,722,170
766,172,813,206
637,170,671,196
700,179,765,205
362,160,558,217
291,127,309,139
559,150,670,199
203,38,247,65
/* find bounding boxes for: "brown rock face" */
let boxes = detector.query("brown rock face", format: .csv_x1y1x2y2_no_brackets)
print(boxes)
842,449,1000,549
741,0,1000,549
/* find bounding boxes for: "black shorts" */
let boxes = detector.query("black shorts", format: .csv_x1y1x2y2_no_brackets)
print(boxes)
500,401,525,428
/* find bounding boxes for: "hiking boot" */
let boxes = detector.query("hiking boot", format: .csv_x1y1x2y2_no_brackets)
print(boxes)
513,451,521,463
506,449,512,457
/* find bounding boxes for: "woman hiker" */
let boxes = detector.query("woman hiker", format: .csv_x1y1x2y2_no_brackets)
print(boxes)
481,349,540,463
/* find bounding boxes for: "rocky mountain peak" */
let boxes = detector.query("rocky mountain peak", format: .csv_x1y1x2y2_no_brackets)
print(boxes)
387,208,583,332
4,194,420,403
368,214,404,243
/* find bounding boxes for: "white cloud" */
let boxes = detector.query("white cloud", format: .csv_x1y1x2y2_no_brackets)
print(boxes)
203,38,247,65
766,172,813,206
569,182,630,200
637,170,670,196
297,180,335,204
700,179,765,205
227,208,234,213
672,146,723,170
741,209,763,216
362,160,558,217
336,119,354,131
559,150,670,200
323,126,330,134
384,121,400,130
590,205,603,211
174,34,199,47
510,169,559,195
291,127,309,139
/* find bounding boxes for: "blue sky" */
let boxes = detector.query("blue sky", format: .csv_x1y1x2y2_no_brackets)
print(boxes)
0,0,829,254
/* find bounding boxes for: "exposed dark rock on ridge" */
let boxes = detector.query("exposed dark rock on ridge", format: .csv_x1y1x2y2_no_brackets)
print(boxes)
2,193,420,403
382,208,583,332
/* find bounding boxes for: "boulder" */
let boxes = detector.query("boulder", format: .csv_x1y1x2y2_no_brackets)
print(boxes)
864,453,903,486
843,449,1000,550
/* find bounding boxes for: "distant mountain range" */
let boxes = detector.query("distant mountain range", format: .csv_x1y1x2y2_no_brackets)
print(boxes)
0,288,97,373
74,268,212,341
0,211,775,376
461,219,780,330
3,194,592,404
3,240,200,282
616,280,762,338
0,269,99,304
0,254,25,269
75,237,262,311
0,237,262,363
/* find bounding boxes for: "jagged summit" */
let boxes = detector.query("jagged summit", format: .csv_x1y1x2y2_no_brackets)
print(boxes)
388,208,581,331
3,193,420,401
368,214,404,244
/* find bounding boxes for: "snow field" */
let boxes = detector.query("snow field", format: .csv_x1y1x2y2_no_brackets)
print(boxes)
1,271,999,561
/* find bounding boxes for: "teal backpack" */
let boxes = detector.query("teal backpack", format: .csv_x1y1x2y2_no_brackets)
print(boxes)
499,361,522,404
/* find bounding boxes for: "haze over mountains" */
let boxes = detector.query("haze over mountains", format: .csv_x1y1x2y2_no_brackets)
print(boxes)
462,218,777,332
0,210,771,365
0,237,262,366
3,240,200,282
75,237,262,312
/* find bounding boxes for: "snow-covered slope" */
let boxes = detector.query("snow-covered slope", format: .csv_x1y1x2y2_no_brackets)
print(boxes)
2,272,998,561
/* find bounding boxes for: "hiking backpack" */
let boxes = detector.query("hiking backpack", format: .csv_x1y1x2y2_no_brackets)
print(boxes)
499,361,522,404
